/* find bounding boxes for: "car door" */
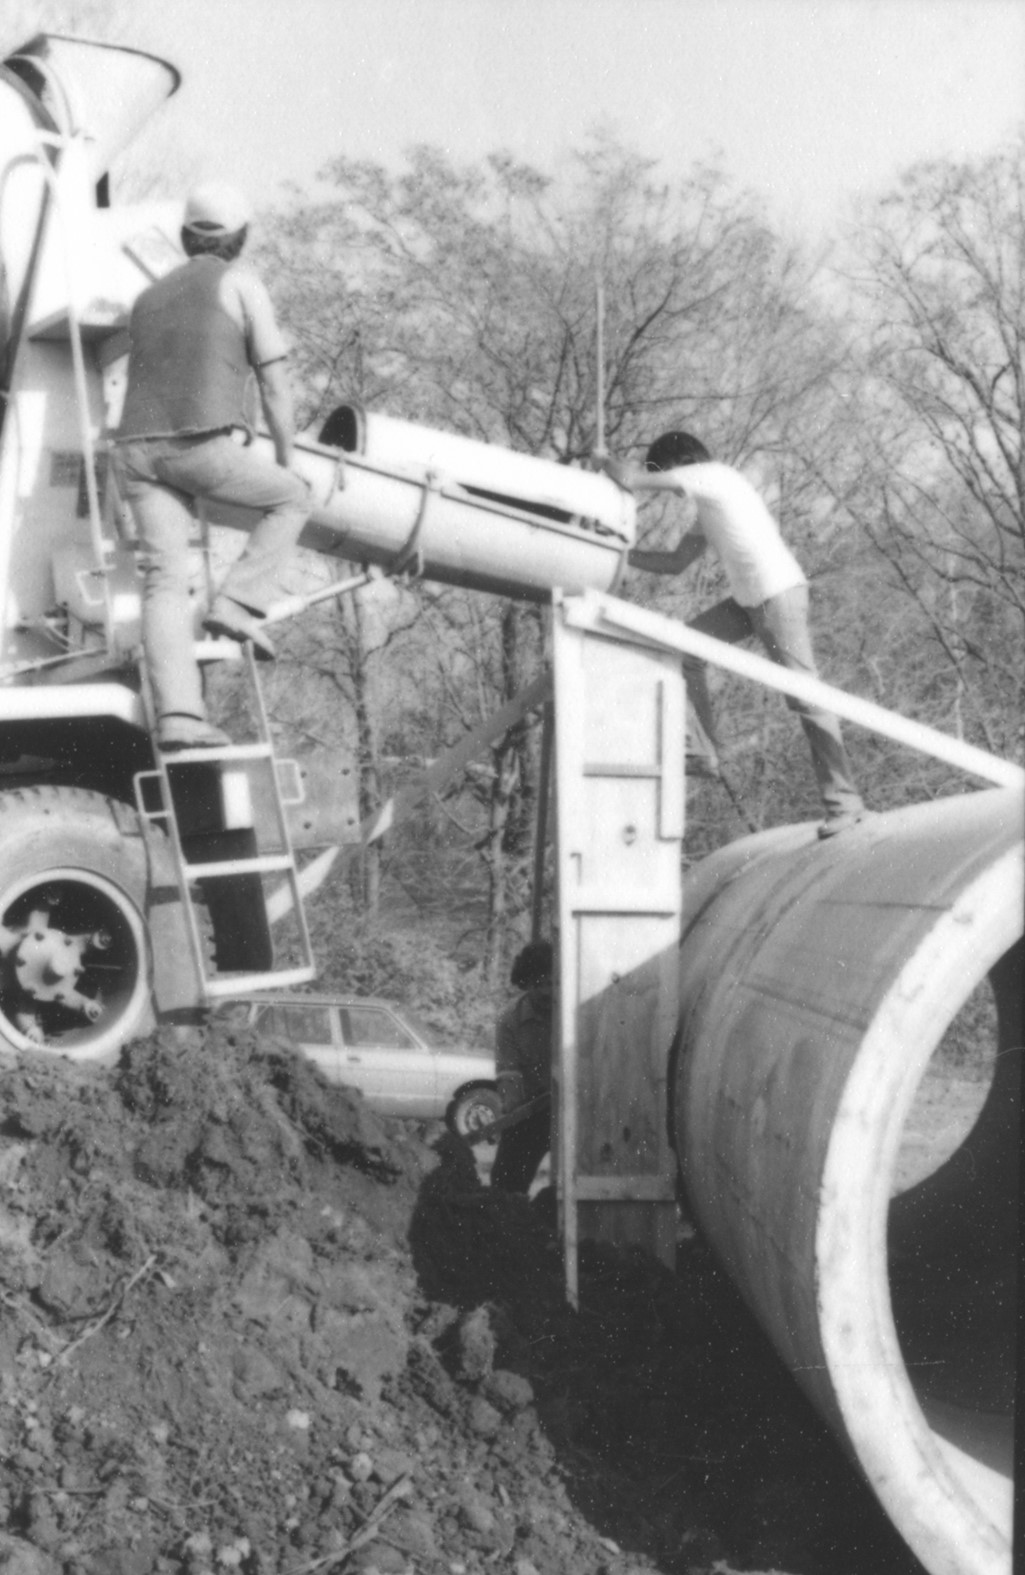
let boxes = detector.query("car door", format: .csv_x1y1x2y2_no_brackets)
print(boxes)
337,1004,438,1116
262,1002,342,1082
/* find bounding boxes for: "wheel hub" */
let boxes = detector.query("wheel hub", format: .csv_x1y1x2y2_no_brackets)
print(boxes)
0,873,144,1051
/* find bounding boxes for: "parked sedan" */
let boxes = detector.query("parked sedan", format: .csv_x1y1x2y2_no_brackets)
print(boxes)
235,993,501,1136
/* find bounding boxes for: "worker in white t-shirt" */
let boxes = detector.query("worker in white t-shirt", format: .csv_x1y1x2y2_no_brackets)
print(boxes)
602,430,867,838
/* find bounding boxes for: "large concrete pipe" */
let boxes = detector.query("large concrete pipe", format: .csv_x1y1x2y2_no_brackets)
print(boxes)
674,788,1022,1575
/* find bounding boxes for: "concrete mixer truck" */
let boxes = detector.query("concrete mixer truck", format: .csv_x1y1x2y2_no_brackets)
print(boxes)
2,34,1023,1575
0,31,637,1064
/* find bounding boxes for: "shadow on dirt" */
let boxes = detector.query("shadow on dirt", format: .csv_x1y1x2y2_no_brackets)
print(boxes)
0,1030,926,1575
409,1134,924,1575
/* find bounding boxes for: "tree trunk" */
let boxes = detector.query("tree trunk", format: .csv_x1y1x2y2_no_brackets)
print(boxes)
338,593,382,917
482,603,544,983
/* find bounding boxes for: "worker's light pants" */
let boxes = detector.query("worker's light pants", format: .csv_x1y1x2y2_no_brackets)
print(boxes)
114,432,311,722
684,585,865,819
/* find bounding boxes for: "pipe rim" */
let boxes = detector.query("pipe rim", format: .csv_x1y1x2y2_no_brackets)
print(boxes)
817,843,1022,1575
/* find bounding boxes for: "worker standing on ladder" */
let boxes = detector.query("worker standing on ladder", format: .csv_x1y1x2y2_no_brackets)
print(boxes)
111,181,312,752
602,432,868,838
491,941,554,1196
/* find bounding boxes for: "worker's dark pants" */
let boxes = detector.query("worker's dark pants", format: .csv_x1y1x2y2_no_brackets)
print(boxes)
684,585,864,819
491,1107,550,1195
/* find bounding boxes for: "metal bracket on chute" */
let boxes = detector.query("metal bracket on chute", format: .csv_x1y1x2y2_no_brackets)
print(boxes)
390,468,442,580
262,568,380,628
261,469,444,630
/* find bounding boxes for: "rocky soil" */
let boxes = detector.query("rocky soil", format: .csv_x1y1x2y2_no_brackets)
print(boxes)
0,1025,939,1575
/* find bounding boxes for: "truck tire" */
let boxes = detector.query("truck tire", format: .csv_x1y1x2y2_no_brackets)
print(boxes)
0,787,155,1065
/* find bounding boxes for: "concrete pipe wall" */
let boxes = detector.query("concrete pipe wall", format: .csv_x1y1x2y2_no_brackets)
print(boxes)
674,788,1022,1575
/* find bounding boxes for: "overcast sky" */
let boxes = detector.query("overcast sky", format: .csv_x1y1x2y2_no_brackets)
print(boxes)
98,0,1025,237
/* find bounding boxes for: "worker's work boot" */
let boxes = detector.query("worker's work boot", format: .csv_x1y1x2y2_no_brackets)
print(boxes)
817,807,872,840
203,597,276,661
157,714,232,752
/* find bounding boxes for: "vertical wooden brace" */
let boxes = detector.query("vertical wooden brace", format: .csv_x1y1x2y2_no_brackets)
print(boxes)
552,592,685,1304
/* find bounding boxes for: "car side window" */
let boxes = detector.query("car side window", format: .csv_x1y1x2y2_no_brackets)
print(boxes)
341,1007,418,1050
267,1004,333,1043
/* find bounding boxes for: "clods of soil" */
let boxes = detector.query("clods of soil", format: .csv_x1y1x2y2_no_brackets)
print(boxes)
0,1026,924,1574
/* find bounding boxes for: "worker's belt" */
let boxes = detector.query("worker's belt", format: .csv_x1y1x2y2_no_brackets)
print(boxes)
110,425,250,447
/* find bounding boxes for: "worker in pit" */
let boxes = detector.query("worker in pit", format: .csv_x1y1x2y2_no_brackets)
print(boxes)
112,180,311,752
491,940,554,1195
601,431,868,839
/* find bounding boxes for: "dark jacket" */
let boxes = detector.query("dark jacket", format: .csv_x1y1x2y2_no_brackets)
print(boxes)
495,989,552,1102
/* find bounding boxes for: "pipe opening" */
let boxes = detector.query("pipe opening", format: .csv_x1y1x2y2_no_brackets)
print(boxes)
318,404,362,453
676,801,1021,1570
891,975,999,1195
887,939,1021,1472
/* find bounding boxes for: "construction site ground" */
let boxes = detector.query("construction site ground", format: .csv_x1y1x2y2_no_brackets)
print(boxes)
0,1023,981,1575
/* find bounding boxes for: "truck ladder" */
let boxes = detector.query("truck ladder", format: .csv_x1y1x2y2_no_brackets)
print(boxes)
133,643,316,1001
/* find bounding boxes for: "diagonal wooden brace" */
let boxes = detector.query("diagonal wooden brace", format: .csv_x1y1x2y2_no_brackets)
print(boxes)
266,669,554,922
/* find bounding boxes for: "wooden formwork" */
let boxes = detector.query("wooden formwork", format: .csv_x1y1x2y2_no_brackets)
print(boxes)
551,591,685,1303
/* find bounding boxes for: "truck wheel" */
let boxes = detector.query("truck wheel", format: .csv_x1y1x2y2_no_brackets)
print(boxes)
447,1083,502,1139
0,787,154,1065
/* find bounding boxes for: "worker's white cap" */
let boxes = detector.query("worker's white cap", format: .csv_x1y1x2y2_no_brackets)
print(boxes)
183,180,251,236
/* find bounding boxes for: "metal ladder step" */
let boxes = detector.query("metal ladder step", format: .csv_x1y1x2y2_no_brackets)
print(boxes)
201,966,317,999
181,853,296,879
134,644,317,1002
157,741,276,764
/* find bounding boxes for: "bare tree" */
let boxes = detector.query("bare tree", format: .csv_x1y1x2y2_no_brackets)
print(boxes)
830,136,1025,759
272,576,421,918
258,136,859,958
1,6,199,200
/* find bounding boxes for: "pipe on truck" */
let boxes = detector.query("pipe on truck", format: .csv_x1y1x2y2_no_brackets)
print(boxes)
674,788,1022,1575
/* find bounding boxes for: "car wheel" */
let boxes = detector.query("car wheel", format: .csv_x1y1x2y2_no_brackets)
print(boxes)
447,1083,502,1139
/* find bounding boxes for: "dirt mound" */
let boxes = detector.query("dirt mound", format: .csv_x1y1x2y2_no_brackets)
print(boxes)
0,1028,920,1575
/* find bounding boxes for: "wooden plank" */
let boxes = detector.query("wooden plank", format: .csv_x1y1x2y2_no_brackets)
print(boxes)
267,670,553,923
564,590,1025,790
575,1176,678,1202
361,669,554,841
658,675,686,840
575,918,678,1180
552,610,586,1305
582,763,661,778
568,889,679,916
531,700,554,941
577,1201,678,1264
